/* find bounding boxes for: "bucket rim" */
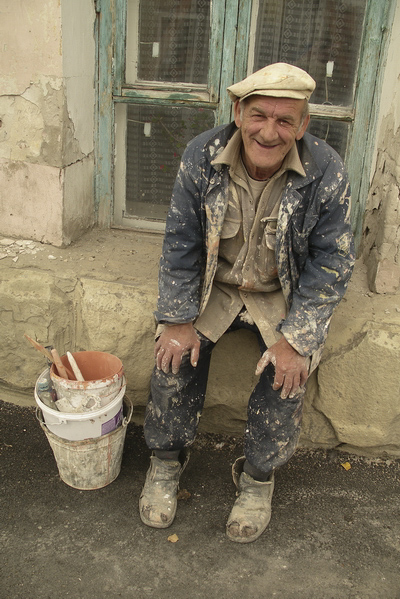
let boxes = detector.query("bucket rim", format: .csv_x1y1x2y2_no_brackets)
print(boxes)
35,371,126,421
50,351,124,384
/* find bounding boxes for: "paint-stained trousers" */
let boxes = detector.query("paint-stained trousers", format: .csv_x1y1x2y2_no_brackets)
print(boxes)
143,315,306,475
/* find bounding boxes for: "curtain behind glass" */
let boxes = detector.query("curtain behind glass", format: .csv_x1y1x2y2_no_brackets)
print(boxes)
125,105,215,219
138,0,210,84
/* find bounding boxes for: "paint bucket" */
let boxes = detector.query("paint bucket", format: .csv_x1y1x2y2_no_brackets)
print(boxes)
50,351,124,410
35,369,126,440
37,396,132,490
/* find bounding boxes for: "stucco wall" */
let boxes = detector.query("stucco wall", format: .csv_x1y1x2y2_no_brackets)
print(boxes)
0,0,96,246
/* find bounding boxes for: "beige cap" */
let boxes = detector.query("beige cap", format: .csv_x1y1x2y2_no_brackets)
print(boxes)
227,62,316,102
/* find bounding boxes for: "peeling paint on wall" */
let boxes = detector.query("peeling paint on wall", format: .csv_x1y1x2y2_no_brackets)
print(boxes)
0,78,88,168
363,113,400,294
0,0,96,246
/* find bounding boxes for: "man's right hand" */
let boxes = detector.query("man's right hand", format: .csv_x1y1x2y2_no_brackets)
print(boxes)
155,323,200,375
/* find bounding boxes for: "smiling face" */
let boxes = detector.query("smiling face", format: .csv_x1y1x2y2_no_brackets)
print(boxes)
234,95,310,180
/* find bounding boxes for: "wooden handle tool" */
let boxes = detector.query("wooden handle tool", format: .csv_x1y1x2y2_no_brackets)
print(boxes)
51,348,69,379
24,335,54,362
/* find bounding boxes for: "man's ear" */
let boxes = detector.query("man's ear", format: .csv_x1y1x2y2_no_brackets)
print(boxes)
296,114,310,140
233,100,242,128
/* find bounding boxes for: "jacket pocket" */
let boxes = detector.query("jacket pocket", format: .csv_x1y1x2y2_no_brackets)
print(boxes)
291,211,319,256
291,224,309,256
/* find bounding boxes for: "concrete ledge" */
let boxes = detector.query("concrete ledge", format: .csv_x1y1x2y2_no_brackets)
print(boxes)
1,228,399,456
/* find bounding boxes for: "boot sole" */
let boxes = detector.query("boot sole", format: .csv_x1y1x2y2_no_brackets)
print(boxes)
226,526,266,543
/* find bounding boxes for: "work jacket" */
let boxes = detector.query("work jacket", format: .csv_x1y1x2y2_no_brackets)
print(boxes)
155,122,355,369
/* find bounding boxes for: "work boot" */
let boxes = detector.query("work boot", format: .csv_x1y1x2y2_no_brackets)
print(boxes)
139,451,189,529
226,456,275,543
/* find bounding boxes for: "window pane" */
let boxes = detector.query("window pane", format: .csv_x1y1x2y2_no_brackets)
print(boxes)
137,0,210,84
308,119,349,159
254,0,367,106
125,104,215,219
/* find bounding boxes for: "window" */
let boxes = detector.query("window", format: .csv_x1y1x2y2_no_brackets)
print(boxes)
96,0,394,243
113,0,228,228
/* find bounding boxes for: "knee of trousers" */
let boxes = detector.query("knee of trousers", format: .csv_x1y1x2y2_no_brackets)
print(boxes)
244,387,306,473
143,366,207,450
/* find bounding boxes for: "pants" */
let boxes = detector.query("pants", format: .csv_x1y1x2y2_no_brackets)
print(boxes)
143,315,306,475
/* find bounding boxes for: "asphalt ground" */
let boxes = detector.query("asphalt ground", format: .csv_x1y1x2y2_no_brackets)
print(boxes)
1,399,399,599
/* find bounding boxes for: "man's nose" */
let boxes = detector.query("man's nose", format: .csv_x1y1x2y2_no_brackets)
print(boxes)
259,119,279,142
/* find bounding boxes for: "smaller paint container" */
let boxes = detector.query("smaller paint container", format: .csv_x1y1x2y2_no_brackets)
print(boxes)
35,369,126,440
37,396,132,490
50,351,124,410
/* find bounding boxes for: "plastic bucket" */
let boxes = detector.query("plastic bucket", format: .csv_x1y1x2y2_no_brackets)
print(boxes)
35,370,126,440
37,396,133,490
50,351,124,409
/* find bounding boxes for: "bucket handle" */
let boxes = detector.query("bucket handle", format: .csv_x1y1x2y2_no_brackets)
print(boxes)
122,395,133,426
35,407,68,426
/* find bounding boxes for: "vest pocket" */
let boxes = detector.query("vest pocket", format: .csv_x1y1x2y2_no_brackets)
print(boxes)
220,217,241,239
256,217,278,282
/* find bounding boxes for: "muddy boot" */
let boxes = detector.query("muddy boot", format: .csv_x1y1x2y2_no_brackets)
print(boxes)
226,456,275,544
139,451,189,529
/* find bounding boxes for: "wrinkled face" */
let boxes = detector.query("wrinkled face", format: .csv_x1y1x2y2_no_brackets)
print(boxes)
234,95,310,180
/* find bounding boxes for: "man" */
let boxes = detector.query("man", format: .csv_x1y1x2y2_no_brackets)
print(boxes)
139,63,355,543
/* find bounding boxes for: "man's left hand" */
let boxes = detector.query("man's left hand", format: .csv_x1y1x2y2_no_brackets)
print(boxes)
255,336,309,399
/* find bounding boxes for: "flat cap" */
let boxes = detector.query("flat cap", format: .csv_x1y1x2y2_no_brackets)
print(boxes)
227,62,316,102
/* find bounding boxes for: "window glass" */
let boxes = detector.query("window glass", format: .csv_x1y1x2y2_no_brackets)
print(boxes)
137,0,210,84
254,0,366,106
125,104,215,220
308,119,349,158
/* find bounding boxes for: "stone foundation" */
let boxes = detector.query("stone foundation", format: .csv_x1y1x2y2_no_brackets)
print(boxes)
1,229,399,457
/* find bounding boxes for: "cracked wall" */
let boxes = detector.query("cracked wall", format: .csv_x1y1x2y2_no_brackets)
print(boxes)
0,0,96,247
362,2,400,294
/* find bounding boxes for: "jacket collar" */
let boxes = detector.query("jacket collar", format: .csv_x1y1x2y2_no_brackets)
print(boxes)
290,134,323,189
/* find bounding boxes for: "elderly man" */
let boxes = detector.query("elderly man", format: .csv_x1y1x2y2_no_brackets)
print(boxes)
139,63,355,543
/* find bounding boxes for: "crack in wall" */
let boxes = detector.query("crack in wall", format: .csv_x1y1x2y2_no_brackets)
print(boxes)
0,80,88,168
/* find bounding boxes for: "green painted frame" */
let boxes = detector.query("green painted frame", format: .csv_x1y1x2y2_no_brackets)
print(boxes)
96,0,250,227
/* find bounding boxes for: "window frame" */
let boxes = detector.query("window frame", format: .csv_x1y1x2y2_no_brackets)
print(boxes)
108,0,252,230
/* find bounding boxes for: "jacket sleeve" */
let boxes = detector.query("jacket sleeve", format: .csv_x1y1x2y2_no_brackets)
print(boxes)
279,168,355,356
154,149,206,325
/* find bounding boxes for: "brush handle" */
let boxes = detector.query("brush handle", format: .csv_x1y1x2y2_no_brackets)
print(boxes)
24,335,54,362
51,349,69,379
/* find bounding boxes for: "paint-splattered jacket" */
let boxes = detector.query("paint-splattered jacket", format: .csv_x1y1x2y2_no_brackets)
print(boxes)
155,122,355,367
